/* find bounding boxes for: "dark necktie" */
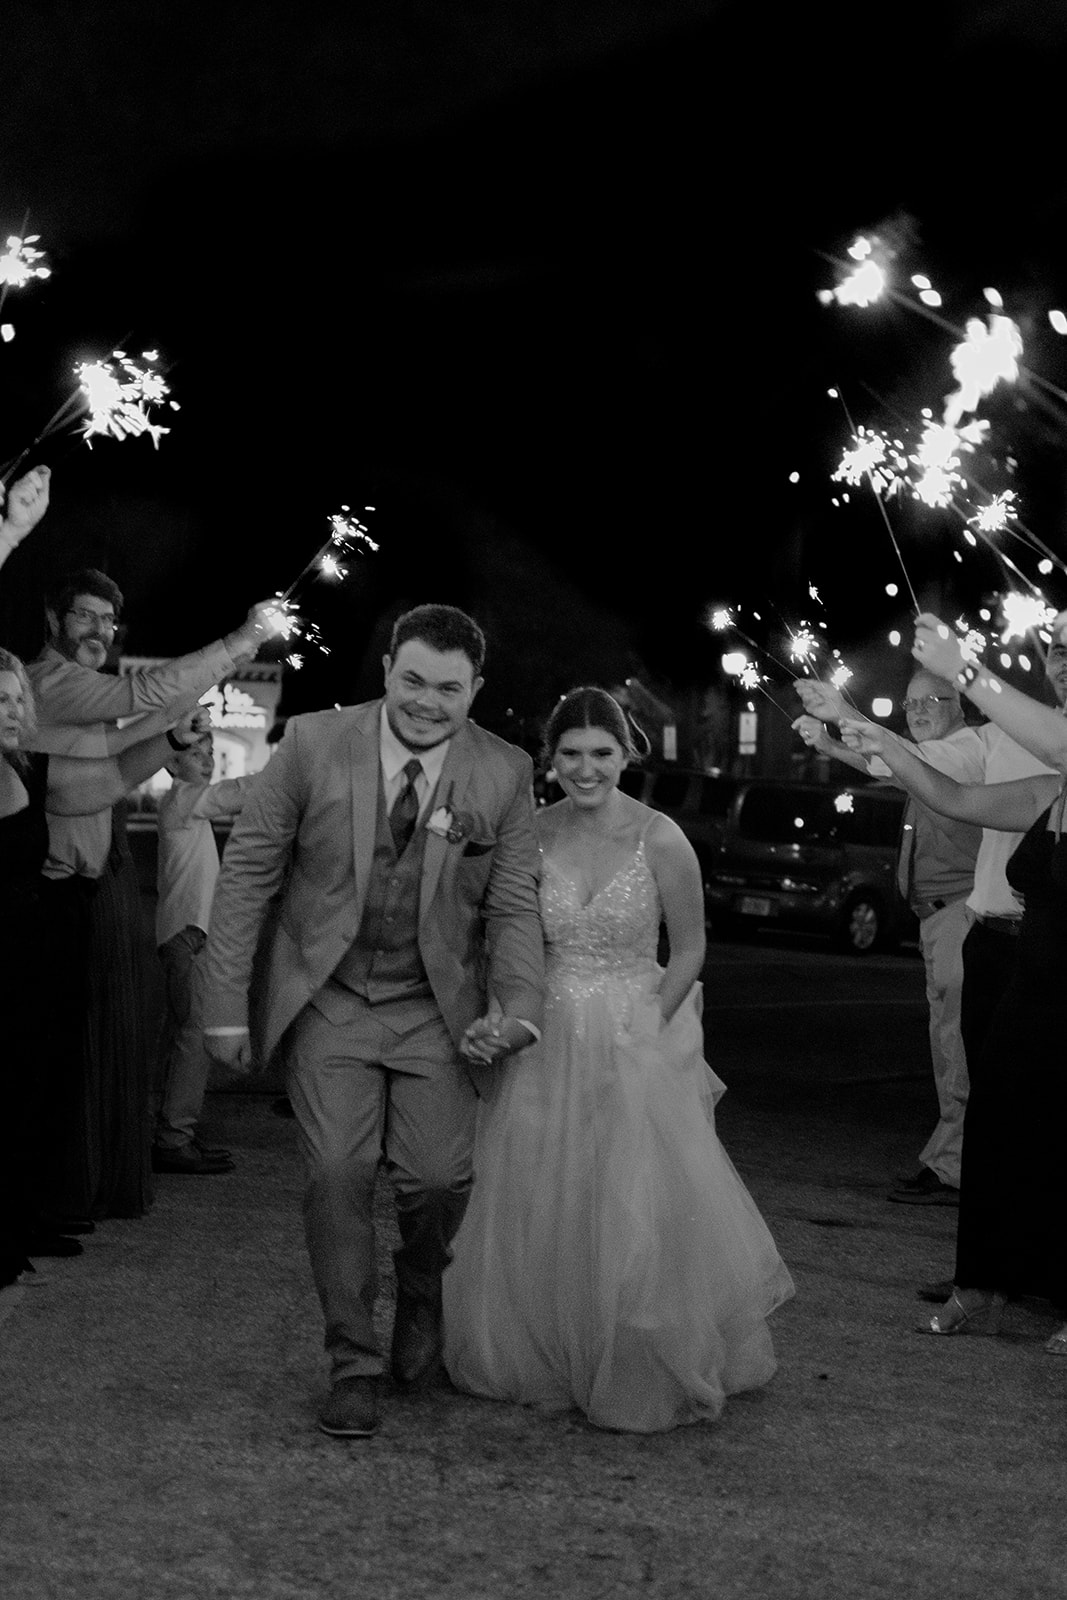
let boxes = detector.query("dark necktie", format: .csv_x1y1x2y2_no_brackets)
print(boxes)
390,758,423,855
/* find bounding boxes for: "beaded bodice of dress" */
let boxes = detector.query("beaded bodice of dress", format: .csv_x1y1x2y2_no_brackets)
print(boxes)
540,839,660,984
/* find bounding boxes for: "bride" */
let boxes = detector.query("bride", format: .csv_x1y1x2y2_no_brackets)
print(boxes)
443,687,793,1432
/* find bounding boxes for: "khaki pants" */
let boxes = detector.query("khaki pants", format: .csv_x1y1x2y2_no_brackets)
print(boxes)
286,989,477,1380
916,899,972,1187
156,926,211,1150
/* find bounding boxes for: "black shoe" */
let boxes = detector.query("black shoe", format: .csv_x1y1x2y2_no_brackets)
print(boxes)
151,1144,235,1175
191,1138,232,1161
916,1279,955,1303
318,1377,380,1438
391,1291,443,1387
25,1232,84,1258
38,1216,95,1236
887,1169,959,1206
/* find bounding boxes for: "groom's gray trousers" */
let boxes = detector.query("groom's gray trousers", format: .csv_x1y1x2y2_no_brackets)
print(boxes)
287,982,478,1380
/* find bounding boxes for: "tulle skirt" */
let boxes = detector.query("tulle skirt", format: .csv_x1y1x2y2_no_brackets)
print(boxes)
443,972,794,1433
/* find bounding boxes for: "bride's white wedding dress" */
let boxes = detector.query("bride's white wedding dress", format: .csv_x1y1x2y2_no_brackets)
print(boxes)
443,836,794,1433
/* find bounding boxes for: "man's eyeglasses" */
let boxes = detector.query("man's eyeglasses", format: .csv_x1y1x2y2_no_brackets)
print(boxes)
66,607,118,634
901,694,956,714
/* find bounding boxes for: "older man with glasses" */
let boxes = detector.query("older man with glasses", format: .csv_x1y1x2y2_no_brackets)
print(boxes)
22,566,275,1226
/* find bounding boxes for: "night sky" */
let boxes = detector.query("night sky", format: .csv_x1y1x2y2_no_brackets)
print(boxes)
3,1,1067,730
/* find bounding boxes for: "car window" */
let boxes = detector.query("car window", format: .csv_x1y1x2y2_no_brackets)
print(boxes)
696,778,737,817
836,792,905,847
737,786,838,843
649,772,691,809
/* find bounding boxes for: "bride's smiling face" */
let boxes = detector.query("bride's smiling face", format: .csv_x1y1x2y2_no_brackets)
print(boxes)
553,725,627,809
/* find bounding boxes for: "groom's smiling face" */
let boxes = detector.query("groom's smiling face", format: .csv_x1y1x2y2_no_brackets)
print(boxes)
382,638,483,751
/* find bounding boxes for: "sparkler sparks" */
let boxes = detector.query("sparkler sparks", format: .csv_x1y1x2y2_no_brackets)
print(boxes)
788,629,818,665
328,507,380,554
968,491,1017,533
829,664,853,690
834,792,855,814
319,553,343,580
738,664,762,691
708,607,734,632
0,235,51,289
833,427,907,497
820,237,887,308
943,315,1023,427
999,592,1055,642
76,350,176,447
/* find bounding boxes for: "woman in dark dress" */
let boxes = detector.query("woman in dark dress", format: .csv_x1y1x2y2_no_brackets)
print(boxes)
0,648,202,1286
840,713,1067,1353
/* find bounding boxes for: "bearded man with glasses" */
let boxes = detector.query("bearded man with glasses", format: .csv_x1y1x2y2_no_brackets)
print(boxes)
22,566,275,1225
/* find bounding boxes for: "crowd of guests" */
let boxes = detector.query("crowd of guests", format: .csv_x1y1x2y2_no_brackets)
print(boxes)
0,466,272,1288
795,612,1067,1353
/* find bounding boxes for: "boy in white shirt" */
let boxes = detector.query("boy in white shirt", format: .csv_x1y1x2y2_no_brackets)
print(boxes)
154,734,254,1174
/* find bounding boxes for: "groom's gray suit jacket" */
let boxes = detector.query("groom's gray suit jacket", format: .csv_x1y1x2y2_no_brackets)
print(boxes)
200,699,545,1062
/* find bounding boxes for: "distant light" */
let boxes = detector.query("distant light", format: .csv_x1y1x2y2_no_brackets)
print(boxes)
1049,310,1067,335
827,387,838,398
1019,655,1031,672
1039,558,1054,574
793,816,805,829
888,630,901,646
983,287,1004,309
721,651,749,675
0,324,13,343
999,653,1013,669
872,698,894,718
911,274,931,290
885,583,898,597
834,792,855,814
979,609,992,621
919,289,942,307
788,471,800,483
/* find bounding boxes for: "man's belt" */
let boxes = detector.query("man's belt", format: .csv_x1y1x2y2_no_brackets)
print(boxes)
974,913,1023,936
911,891,970,922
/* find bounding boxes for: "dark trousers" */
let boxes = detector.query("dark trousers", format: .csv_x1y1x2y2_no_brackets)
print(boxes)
955,923,1065,1306
34,875,97,1220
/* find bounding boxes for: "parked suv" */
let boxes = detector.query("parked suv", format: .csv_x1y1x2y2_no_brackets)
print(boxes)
637,771,911,953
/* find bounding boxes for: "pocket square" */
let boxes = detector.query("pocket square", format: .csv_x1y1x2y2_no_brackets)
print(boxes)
462,839,495,857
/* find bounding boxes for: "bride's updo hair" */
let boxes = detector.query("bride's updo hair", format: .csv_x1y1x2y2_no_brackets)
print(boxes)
541,686,647,766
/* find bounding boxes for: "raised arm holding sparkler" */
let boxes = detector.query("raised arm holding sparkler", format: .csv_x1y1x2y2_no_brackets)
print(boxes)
913,611,1067,775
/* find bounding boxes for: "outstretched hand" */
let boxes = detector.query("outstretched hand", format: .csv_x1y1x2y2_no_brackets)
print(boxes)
793,713,832,752
839,716,887,757
794,679,846,724
912,613,965,682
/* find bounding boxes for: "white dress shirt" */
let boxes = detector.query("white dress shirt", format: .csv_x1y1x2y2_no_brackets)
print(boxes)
156,776,252,948
871,723,1058,916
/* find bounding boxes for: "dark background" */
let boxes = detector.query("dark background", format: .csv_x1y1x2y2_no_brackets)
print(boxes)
2,0,1067,730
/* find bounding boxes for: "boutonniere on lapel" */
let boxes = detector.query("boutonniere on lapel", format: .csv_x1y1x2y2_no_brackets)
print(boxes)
426,805,473,845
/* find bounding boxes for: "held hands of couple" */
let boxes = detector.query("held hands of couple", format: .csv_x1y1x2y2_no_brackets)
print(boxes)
460,1012,533,1065
204,1030,254,1074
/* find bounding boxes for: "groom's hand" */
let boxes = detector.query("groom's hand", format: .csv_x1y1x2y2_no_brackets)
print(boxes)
460,1015,533,1064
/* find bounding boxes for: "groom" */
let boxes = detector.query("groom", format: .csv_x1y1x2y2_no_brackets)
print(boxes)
202,604,544,1437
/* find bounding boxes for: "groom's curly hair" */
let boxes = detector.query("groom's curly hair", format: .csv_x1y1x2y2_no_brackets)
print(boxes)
389,604,486,677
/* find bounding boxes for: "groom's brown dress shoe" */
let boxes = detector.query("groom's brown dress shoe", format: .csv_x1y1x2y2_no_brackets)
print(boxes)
391,1293,443,1387
317,1377,379,1438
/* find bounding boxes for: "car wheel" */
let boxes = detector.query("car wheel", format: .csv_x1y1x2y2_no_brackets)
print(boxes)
837,894,882,954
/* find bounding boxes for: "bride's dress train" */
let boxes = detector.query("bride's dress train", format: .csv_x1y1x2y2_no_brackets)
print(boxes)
444,840,794,1433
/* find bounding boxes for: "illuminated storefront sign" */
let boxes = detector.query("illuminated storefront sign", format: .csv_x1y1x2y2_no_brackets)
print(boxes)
200,682,268,731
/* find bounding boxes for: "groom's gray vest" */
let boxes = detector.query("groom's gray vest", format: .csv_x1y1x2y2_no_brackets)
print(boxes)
327,766,433,1006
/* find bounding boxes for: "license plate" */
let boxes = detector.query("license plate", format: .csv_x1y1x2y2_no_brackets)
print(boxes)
737,896,774,917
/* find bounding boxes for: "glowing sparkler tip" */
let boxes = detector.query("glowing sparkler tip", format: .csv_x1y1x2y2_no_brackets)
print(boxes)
75,350,174,448
0,235,51,289
999,592,1055,642
1049,310,1067,336
708,608,733,632
834,793,854,814
829,665,853,690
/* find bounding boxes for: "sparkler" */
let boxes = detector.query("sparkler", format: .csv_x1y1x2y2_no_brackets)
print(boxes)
278,505,379,604
834,792,855,815
76,350,176,447
818,236,888,309
999,592,1055,643
0,234,51,337
968,491,1017,533
0,234,51,290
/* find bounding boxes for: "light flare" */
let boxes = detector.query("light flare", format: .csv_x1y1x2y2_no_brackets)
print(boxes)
76,350,176,447
943,315,1023,427
999,592,1055,642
